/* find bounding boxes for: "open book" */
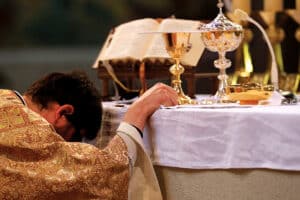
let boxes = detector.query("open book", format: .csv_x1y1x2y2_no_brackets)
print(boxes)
92,18,205,68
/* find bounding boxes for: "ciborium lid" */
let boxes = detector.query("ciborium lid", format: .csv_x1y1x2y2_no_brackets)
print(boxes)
200,0,243,32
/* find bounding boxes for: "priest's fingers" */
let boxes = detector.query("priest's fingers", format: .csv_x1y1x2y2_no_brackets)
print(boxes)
159,86,178,107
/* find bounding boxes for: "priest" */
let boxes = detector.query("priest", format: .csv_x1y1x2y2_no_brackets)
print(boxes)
0,71,178,199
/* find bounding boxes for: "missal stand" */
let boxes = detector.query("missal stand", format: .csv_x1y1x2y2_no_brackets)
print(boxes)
93,18,218,100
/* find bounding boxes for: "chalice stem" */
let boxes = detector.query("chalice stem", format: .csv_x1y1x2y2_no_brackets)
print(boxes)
171,58,184,94
217,68,228,96
169,58,196,104
214,52,231,99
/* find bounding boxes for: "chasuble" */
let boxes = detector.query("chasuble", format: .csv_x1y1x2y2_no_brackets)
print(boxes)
0,89,130,199
0,89,162,200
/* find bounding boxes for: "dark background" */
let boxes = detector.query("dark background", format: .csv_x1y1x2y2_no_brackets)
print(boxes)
0,0,299,95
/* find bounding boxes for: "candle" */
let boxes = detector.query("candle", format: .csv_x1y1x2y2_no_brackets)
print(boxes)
264,0,283,11
231,0,251,13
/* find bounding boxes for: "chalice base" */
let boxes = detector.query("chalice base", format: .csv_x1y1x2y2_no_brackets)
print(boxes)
214,90,229,103
169,63,197,105
177,93,197,105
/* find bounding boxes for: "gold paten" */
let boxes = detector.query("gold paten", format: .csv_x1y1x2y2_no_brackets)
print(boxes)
225,83,274,105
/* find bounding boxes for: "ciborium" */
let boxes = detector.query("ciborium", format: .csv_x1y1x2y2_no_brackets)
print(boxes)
163,32,197,104
200,0,243,101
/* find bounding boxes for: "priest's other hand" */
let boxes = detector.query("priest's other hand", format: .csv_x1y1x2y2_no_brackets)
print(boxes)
124,83,178,130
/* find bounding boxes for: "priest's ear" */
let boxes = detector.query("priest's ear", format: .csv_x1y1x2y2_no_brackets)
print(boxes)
56,104,74,119
54,104,76,141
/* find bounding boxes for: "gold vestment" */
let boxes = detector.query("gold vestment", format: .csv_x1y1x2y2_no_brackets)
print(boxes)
0,90,129,200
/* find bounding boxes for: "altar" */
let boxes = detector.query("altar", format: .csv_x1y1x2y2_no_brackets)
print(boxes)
97,100,300,200
92,1,300,198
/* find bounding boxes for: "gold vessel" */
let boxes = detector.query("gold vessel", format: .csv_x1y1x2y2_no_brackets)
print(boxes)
225,83,274,105
163,32,197,104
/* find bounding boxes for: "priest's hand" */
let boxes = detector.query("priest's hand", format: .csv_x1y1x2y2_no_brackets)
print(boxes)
124,83,178,131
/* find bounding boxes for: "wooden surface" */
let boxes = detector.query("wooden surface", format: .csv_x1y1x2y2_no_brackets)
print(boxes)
96,61,218,99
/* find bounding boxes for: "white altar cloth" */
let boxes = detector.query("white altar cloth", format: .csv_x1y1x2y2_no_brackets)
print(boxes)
99,101,300,171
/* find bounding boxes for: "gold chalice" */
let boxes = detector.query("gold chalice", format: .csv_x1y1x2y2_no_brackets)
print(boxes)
163,32,197,104
200,0,243,101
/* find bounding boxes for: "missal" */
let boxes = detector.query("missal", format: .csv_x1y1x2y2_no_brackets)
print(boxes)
92,18,205,68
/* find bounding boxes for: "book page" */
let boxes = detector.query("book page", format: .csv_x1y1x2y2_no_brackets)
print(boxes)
96,18,159,62
144,18,205,66
141,32,169,60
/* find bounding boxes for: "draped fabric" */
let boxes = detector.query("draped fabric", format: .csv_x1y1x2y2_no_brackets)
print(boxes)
0,89,129,200
117,123,163,200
